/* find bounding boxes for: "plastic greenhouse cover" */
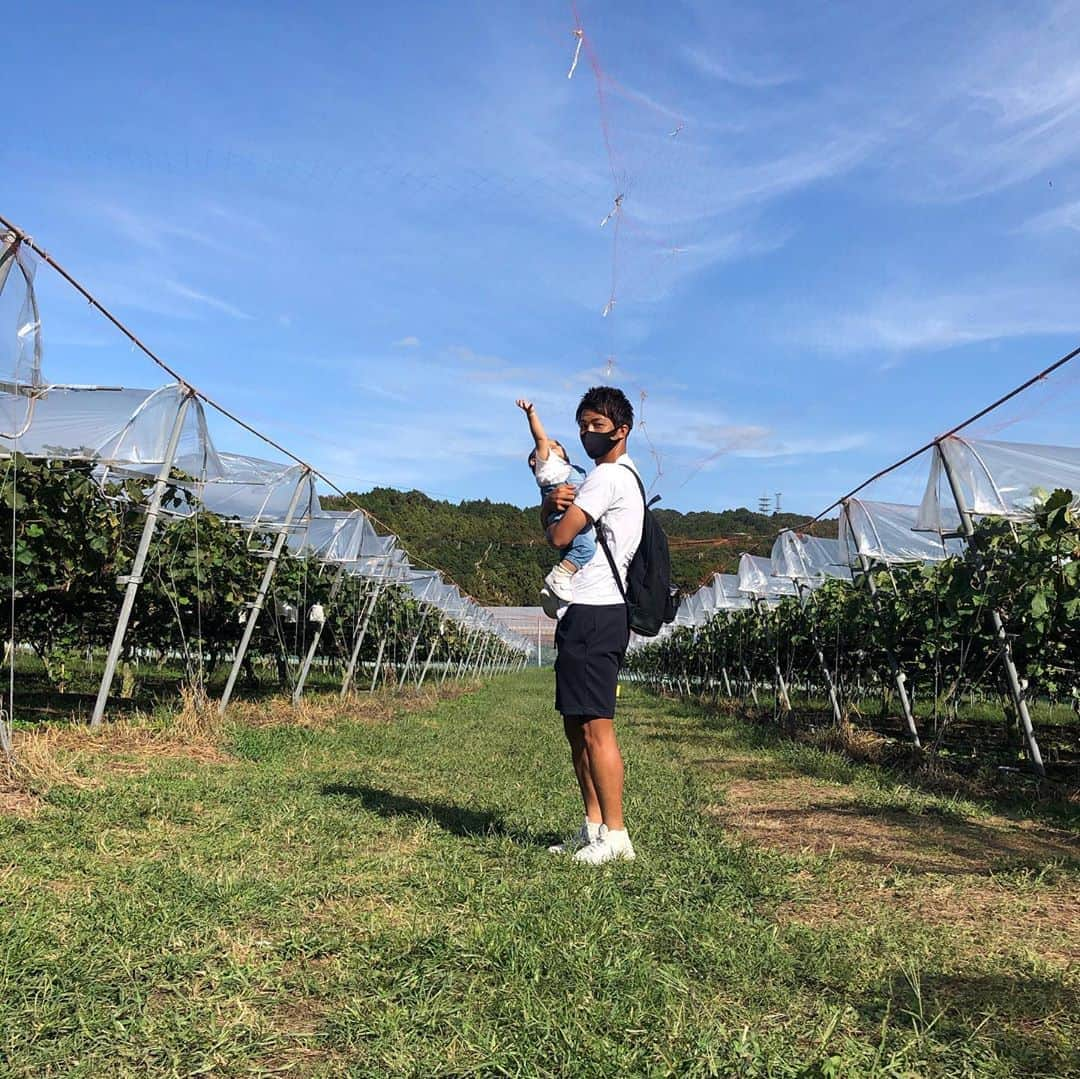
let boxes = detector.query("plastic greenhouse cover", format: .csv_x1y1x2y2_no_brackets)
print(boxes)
737,554,798,598
710,573,752,610
0,384,218,471
289,510,383,564
771,532,852,582
346,541,407,579
0,233,44,403
841,497,962,564
683,592,709,625
673,600,694,627
916,436,1080,530
173,455,317,526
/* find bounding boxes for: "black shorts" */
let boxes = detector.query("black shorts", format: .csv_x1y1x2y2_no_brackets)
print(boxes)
554,603,630,720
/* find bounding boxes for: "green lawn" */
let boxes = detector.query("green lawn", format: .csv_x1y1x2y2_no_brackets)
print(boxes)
1,671,1076,1077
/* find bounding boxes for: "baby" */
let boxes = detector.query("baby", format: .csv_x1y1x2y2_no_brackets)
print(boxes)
516,398,596,607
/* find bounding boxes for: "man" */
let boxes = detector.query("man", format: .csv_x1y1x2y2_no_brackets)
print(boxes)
542,386,643,864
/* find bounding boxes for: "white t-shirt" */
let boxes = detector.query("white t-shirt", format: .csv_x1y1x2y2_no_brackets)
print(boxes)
533,450,574,488
568,454,644,607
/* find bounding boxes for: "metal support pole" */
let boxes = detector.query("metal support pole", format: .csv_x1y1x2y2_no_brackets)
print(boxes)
450,630,470,683
369,634,388,693
742,663,759,706
340,561,390,697
218,469,310,716
721,665,733,697
457,629,479,682
796,582,844,726
755,599,791,714
537,613,542,668
939,444,1045,776
472,635,491,681
416,628,441,688
91,391,194,727
441,624,467,686
292,564,346,704
858,552,920,747
399,582,436,688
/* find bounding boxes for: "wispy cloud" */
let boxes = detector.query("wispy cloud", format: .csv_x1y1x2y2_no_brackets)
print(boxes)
1023,198,1080,234
886,3,1080,201
685,422,867,460
394,335,420,347
797,285,1080,355
100,204,228,256
164,280,252,321
682,45,794,90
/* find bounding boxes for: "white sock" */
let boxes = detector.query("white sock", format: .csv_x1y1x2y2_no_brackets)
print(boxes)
604,828,630,848
586,818,601,840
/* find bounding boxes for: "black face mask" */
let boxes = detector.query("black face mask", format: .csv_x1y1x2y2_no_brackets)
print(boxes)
580,429,620,460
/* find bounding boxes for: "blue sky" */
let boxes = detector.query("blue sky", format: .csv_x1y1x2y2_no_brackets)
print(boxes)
7,0,1080,514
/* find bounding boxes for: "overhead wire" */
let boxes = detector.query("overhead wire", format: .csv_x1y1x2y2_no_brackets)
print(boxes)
802,341,1080,526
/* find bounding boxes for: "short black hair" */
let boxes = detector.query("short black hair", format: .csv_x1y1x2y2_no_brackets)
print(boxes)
575,386,634,431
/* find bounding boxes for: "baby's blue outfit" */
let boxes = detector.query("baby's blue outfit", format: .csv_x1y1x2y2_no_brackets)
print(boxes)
538,460,596,570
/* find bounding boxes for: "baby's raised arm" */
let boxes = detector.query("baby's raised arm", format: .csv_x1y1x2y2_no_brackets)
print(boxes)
515,398,553,461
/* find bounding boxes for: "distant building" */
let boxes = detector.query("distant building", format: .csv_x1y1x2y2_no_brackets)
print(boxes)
484,606,556,665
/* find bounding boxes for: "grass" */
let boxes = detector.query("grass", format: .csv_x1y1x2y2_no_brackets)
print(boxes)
0,669,1076,1077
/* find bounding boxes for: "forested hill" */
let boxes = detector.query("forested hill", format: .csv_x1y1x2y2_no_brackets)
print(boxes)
321,487,827,605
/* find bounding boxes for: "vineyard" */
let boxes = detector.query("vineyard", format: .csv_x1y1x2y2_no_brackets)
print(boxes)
628,445,1080,783
0,229,529,755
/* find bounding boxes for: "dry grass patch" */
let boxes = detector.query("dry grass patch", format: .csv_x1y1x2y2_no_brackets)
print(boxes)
227,681,477,733
4,710,229,805
0,775,40,816
709,756,1078,874
1,682,477,811
710,754,1080,966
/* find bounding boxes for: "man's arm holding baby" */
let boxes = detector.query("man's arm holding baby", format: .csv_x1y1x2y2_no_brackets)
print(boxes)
544,485,591,548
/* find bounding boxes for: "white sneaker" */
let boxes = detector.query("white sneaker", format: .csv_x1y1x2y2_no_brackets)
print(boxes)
548,820,597,854
544,564,575,602
573,824,636,865
539,586,562,619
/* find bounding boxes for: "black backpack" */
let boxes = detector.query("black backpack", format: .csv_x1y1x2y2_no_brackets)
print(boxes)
597,463,678,637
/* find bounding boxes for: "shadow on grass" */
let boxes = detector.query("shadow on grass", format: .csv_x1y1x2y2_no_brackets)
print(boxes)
631,688,1080,830
856,968,1080,1075
321,784,554,847
738,801,1079,875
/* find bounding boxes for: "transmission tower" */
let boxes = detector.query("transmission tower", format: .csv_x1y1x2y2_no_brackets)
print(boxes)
757,494,771,515
774,492,782,514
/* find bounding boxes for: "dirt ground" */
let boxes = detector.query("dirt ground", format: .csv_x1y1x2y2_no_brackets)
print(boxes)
708,754,1080,967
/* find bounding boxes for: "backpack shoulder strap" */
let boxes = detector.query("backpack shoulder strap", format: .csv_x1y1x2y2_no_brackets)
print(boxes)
619,462,661,509
595,525,628,604
618,461,646,501
596,461,647,603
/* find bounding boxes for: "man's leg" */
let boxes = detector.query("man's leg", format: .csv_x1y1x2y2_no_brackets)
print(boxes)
564,715,602,824
580,717,624,831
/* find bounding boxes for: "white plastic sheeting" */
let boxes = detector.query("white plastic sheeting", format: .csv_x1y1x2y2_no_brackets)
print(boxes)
289,510,383,565
0,381,524,651
184,455,318,527
841,497,962,565
917,436,1080,530
0,384,216,468
737,554,798,600
0,233,43,404
0,382,326,529
771,532,852,582
711,573,751,611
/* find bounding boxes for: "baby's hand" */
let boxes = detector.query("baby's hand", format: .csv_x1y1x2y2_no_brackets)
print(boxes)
515,398,534,413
